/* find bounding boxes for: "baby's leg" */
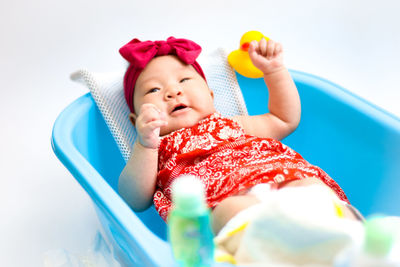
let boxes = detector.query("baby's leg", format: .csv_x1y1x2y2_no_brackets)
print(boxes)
278,177,361,220
212,177,362,235
212,194,260,235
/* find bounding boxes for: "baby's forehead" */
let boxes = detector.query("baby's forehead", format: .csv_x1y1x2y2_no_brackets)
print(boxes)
138,56,196,82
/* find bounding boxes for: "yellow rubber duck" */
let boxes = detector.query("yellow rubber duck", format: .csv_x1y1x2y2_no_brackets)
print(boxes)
228,31,269,78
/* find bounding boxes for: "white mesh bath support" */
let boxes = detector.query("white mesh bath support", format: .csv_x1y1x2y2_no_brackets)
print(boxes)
70,48,248,162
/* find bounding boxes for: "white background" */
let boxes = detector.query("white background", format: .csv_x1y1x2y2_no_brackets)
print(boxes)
1,0,399,266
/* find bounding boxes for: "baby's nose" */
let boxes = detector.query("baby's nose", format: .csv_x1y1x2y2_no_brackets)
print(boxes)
165,87,182,99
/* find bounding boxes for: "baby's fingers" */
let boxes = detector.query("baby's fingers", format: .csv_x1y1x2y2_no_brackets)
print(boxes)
259,38,268,56
147,119,168,130
275,42,283,56
268,41,283,58
248,40,259,54
138,119,167,146
248,40,261,59
139,105,166,125
265,39,275,59
140,104,160,118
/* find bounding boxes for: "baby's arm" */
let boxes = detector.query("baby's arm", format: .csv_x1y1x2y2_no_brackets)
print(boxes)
234,39,301,140
118,104,167,211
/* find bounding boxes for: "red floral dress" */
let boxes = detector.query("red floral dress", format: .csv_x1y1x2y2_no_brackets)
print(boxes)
154,113,348,221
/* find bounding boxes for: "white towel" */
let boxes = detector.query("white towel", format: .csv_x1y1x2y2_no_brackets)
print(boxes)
214,185,364,266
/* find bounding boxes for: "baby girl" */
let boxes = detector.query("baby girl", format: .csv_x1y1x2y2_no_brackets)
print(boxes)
117,36,357,234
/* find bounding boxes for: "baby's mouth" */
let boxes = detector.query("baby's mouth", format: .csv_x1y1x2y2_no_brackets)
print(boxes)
171,104,188,114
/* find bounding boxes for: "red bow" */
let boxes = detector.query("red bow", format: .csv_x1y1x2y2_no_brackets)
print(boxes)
119,36,206,113
119,37,202,69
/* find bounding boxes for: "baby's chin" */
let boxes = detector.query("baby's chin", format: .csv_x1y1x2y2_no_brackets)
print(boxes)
160,113,212,136
159,121,196,136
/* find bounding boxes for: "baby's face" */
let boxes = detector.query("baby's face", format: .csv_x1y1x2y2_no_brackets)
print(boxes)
132,55,216,136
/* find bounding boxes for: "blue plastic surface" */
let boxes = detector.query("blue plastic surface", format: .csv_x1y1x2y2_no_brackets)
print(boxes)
52,70,400,266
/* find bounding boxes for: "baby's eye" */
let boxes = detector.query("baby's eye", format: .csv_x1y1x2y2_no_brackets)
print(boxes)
180,78,190,83
147,88,160,94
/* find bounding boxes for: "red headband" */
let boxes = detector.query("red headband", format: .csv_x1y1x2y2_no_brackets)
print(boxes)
119,37,207,113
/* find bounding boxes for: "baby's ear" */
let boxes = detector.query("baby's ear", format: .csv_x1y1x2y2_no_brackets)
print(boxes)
129,113,137,127
210,90,214,100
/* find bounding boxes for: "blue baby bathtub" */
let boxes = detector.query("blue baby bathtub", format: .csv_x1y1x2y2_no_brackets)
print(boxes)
51,70,400,266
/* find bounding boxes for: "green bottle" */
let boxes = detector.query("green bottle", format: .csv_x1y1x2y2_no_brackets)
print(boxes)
168,175,215,267
335,215,400,266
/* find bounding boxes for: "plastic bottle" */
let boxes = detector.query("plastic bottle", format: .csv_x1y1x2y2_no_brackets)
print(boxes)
335,216,400,267
168,175,215,267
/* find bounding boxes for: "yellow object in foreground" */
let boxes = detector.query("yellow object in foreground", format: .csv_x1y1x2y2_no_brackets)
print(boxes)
214,221,249,265
228,30,269,78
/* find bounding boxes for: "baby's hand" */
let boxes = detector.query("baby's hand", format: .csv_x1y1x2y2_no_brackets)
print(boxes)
135,104,168,149
248,38,284,75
